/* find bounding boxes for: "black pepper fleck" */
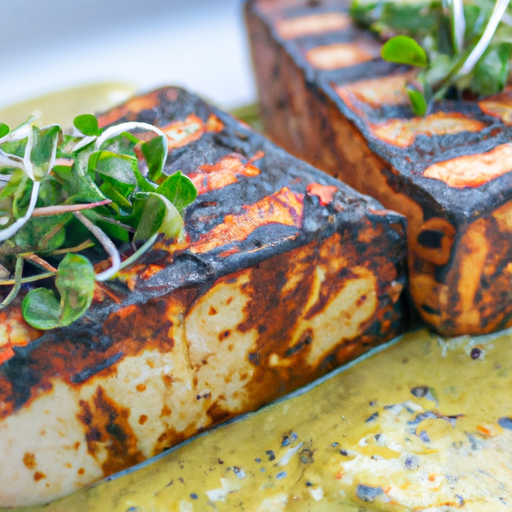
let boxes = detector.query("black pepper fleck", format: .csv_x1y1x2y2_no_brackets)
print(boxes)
365,412,379,423
410,386,429,398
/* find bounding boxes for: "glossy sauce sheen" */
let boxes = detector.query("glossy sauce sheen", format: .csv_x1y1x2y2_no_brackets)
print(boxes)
0,87,406,507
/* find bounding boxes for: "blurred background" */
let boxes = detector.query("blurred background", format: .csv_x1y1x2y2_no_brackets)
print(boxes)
0,0,256,124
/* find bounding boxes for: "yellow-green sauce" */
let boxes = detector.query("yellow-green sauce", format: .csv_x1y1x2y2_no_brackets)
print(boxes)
15,328,512,512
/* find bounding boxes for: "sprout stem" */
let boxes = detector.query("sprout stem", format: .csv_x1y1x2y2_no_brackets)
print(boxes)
119,233,158,271
24,253,57,273
32,199,112,217
0,256,24,308
452,0,466,52
94,215,136,233
0,271,55,287
50,240,95,255
74,212,121,282
458,0,511,76
22,127,35,181
71,135,96,153
95,122,169,164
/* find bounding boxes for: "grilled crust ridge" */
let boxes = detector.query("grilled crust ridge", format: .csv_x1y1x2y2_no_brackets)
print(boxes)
0,86,406,507
245,0,512,336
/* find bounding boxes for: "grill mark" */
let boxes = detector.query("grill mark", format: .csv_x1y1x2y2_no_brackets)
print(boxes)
77,387,144,478
0,86,405,416
71,352,124,384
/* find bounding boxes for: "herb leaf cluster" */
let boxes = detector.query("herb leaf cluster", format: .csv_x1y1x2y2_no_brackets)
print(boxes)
0,114,197,330
351,0,512,115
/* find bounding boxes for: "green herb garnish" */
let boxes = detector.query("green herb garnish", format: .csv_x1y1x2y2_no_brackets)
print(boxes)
0,114,197,330
351,0,512,115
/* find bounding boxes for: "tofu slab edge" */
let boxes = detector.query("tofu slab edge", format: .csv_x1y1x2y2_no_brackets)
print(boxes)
245,0,512,336
0,86,407,507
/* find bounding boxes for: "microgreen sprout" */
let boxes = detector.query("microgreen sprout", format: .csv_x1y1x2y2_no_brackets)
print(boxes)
0,113,197,330
351,0,512,115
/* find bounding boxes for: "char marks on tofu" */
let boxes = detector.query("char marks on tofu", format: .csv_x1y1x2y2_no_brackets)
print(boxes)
246,0,512,336
0,86,406,507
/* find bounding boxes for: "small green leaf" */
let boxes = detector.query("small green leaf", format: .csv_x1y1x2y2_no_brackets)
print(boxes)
134,193,183,241
118,192,149,228
22,289,61,330
96,132,138,158
381,35,428,67
0,123,9,138
95,219,130,242
156,171,197,214
407,87,428,116
88,150,137,197
132,165,157,193
470,43,512,96
12,174,31,219
89,149,156,194
141,136,166,182
56,253,96,325
15,214,69,252
31,125,61,179
37,176,63,208
52,162,105,203
0,137,26,159
99,181,132,209
74,114,100,137
351,0,438,38
0,169,25,202
22,253,96,330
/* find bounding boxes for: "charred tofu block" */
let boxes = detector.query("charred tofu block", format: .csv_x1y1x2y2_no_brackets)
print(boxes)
246,0,512,336
0,87,406,507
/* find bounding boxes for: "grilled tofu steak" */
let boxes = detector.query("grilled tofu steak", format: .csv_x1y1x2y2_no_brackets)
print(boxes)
0,87,406,507
246,0,512,336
